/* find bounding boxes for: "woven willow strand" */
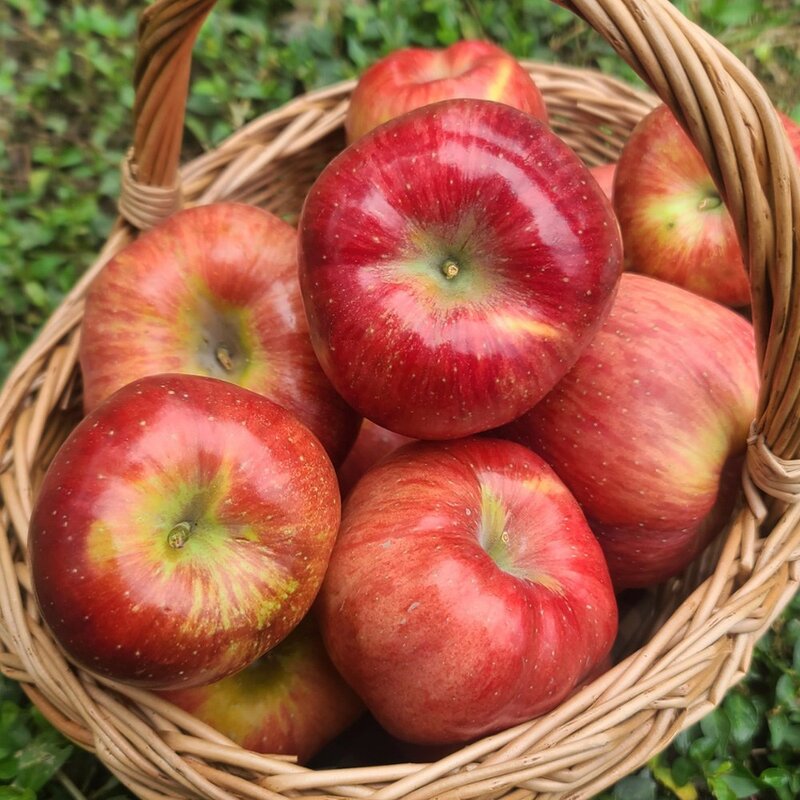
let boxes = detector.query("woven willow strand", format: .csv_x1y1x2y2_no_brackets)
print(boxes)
1,0,799,798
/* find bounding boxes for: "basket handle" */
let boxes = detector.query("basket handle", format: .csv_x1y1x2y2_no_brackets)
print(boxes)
119,0,214,230
121,0,800,470
555,3,800,468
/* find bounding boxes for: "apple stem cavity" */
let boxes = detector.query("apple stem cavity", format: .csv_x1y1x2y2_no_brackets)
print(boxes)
167,521,193,550
215,344,234,372
698,192,723,212
440,258,460,280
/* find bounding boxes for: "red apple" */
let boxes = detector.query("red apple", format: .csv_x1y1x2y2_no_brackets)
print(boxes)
317,438,617,745
157,617,363,764
613,105,800,308
299,99,622,440
29,373,341,689
79,202,360,465
499,273,759,589
336,419,414,498
590,162,616,201
778,111,800,159
345,40,548,144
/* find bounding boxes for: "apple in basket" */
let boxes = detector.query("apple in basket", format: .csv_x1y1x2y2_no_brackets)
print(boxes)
499,273,759,589
157,617,363,764
589,162,616,201
28,373,340,689
613,105,800,308
317,438,618,745
336,419,414,498
344,39,549,143
299,98,623,440
79,202,360,466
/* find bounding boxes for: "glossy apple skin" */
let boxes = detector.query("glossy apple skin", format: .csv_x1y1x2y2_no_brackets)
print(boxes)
500,273,759,589
317,438,617,745
79,202,360,465
613,106,800,308
590,162,616,201
29,373,341,689
299,99,622,440
336,419,414,498
157,617,363,763
345,40,548,144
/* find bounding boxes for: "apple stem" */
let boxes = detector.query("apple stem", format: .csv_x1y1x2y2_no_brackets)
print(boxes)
167,521,193,549
441,259,460,280
215,344,234,371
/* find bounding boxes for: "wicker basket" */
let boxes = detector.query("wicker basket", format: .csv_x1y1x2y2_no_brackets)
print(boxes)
1,0,799,798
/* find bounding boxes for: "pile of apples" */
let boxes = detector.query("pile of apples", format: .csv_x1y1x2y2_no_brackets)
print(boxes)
28,41,800,761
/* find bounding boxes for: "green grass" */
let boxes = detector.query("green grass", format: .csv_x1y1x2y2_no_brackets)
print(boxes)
1,0,799,798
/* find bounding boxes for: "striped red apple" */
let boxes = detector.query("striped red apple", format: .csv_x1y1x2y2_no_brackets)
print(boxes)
345,40,548,143
299,99,622,440
500,273,759,589
613,105,800,308
29,373,341,689
318,438,617,744
79,202,360,465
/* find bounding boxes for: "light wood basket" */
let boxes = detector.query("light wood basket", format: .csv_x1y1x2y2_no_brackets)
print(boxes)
1,1,799,798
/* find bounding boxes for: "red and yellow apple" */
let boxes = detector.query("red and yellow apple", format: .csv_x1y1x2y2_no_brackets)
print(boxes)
29,373,341,689
299,99,622,440
345,39,548,143
317,438,617,745
500,273,759,589
613,105,800,308
158,618,363,763
79,202,360,465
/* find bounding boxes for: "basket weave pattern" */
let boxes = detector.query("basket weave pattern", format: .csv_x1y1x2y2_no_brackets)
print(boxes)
1,0,799,798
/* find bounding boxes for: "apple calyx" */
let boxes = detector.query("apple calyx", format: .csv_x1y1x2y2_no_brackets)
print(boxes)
196,293,249,380
167,521,193,550
698,191,722,212
215,344,235,372
478,486,520,576
440,258,460,280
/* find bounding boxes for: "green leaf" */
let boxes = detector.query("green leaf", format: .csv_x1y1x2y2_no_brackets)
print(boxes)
707,777,736,800
688,735,717,764
671,755,698,787
23,282,48,309
0,787,36,800
775,673,799,712
700,708,731,755
0,755,18,780
712,762,764,798
723,692,760,748
768,713,800,749
760,767,794,800
611,769,658,800
649,753,698,800
13,731,73,791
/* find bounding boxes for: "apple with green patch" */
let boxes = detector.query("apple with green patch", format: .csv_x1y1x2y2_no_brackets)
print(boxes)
300,99,622,440
79,202,360,465
613,105,800,308
499,273,759,589
157,617,363,763
344,40,549,144
29,373,341,689
318,438,617,744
